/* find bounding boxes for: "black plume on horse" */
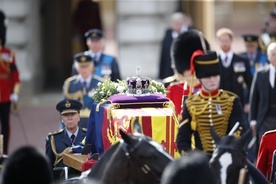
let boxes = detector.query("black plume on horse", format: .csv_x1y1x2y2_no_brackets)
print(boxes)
209,127,267,184
87,118,174,184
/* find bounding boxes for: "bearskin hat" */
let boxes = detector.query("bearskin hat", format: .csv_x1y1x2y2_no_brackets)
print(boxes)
0,10,6,46
171,29,210,74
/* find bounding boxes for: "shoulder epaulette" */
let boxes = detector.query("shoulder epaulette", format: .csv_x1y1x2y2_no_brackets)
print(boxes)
162,75,176,84
221,90,238,97
64,75,78,83
48,129,63,136
187,91,200,100
93,75,105,83
264,129,276,136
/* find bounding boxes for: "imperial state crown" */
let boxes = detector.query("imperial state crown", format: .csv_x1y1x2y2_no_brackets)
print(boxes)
126,66,151,96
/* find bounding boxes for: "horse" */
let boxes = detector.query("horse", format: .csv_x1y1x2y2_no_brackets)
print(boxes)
209,127,267,184
161,150,216,184
56,177,98,184
84,118,174,184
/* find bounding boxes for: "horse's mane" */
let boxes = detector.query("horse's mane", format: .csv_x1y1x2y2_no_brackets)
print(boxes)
88,133,146,178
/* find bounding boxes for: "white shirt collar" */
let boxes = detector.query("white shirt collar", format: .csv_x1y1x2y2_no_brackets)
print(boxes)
269,64,276,88
172,31,179,39
77,74,92,87
181,25,189,33
88,50,102,61
66,127,79,140
171,26,189,39
219,50,234,67
219,50,233,60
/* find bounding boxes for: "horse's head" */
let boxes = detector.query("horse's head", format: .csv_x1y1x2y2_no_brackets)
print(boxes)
209,126,251,184
119,119,174,182
161,150,216,184
88,118,174,184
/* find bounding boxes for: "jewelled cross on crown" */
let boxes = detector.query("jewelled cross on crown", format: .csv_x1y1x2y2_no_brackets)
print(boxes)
135,66,142,77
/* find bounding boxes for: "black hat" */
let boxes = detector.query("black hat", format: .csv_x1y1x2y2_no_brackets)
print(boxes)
74,53,94,66
56,99,82,115
84,29,103,40
171,29,210,74
242,34,258,45
191,51,220,79
0,10,6,46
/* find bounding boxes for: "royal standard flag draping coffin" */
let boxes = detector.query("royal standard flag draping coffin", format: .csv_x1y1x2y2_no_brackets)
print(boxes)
86,93,180,158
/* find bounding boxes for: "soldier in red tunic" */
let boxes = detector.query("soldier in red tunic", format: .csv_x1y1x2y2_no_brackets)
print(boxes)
0,10,20,154
256,129,276,181
166,29,208,119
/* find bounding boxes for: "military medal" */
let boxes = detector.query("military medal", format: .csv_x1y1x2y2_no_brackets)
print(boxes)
215,104,222,115
237,75,244,84
233,62,245,72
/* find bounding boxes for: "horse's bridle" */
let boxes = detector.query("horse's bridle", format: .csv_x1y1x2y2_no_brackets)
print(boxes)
214,145,248,184
121,137,161,183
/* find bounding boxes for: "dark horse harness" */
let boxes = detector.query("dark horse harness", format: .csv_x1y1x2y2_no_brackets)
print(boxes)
215,144,249,184
121,137,161,184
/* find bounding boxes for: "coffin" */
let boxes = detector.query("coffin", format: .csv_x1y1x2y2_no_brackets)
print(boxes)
85,94,180,158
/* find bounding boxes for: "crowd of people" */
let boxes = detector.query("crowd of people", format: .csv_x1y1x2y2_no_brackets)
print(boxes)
1,4,276,184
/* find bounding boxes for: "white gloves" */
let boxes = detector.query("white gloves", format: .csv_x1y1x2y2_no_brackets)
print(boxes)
10,93,19,103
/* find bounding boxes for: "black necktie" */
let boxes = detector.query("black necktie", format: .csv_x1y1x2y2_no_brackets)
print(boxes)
92,56,97,63
224,56,228,65
83,81,87,88
70,134,75,144
249,55,254,66
82,81,87,94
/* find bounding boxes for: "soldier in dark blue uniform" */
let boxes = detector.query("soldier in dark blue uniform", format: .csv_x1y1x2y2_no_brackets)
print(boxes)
240,34,268,75
71,29,121,81
63,54,102,128
259,10,276,53
45,99,87,169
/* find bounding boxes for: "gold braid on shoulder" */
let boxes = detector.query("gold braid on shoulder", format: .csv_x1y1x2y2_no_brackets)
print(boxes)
50,135,72,167
63,76,83,101
188,102,208,131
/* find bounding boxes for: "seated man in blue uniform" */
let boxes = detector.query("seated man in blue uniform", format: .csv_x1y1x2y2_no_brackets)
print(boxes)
45,99,87,177
71,29,121,81
63,53,102,128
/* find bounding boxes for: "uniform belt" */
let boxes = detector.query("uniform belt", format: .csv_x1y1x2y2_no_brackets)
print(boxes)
80,108,91,118
0,74,9,79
